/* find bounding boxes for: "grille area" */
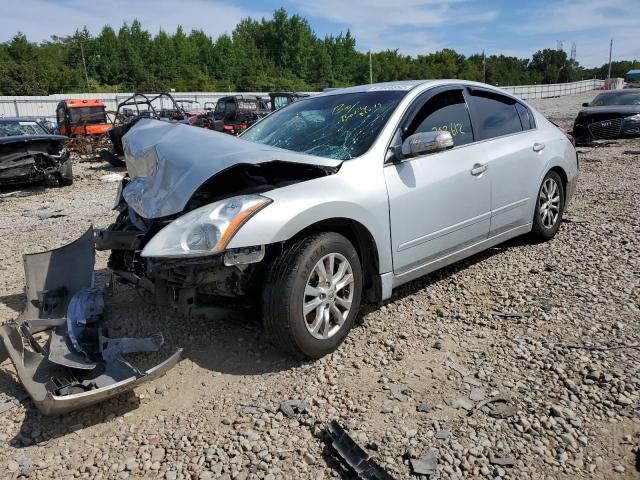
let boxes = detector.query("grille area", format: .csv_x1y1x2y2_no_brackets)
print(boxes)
588,118,622,139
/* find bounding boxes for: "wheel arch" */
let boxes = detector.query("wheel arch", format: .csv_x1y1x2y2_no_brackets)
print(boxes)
548,165,568,201
280,217,383,302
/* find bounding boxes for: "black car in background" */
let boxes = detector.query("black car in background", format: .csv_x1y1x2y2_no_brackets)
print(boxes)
572,90,640,144
0,117,73,187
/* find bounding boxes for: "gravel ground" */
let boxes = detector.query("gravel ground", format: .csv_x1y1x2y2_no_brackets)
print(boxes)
0,91,638,480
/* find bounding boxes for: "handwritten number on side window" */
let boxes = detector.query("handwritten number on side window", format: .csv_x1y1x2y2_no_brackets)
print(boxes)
432,122,465,137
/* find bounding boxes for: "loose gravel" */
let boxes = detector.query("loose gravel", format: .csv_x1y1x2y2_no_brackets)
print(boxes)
0,91,638,479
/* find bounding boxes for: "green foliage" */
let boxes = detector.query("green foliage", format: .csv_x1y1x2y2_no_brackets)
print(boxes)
0,10,634,95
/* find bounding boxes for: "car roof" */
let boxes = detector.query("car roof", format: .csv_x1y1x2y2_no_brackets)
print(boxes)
0,117,42,122
626,69,640,75
312,79,524,103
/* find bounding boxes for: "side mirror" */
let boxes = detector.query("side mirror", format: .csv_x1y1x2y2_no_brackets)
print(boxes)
582,102,589,107
399,131,454,159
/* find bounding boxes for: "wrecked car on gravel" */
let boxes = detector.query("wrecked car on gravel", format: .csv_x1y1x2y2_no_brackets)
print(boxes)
0,117,73,187
5,81,578,410
95,80,578,359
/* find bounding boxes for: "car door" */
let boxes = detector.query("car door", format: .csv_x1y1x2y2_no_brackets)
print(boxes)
384,87,491,275
465,89,543,235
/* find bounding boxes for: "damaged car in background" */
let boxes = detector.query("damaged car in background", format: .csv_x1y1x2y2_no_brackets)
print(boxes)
3,80,577,413
572,90,640,144
0,117,73,187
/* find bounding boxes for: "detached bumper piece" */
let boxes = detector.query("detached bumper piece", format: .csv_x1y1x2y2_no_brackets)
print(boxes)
0,227,182,415
326,421,394,480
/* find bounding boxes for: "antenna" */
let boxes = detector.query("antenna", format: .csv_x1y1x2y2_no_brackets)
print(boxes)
556,40,564,51
570,42,576,62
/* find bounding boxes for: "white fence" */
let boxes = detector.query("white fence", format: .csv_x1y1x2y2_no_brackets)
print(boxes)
500,79,605,100
0,79,606,119
0,92,275,119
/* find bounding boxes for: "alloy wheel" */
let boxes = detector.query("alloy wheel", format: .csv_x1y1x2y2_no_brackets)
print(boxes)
538,177,561,229
302,253,354,340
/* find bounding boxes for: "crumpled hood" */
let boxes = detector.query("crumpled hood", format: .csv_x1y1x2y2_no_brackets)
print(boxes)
122,119,342,219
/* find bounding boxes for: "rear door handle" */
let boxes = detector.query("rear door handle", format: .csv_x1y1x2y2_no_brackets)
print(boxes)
533,142,546,152
470,163,487,176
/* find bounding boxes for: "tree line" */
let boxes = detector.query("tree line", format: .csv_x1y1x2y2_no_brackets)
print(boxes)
0,8,638,95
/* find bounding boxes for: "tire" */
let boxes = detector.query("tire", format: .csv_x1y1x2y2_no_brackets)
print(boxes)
531,170,565,241
58,161,74,186
262,232,363,359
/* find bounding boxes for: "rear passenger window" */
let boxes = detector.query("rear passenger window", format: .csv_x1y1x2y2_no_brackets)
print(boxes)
468,91,523,140
406,90,474,146
515,103,535,130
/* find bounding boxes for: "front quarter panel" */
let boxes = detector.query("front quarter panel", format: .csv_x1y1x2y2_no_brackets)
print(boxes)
227,157,393,273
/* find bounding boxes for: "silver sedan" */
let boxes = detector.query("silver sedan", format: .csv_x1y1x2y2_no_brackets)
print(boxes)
100,80,578,358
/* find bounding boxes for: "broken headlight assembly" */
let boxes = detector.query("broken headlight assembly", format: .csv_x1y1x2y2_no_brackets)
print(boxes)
141,195,271,258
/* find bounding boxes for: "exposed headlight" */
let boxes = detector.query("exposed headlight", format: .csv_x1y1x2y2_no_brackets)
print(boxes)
626,113,640,122
141,195,271,258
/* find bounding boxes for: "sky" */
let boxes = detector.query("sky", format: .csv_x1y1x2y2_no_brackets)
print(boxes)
1,0,639,68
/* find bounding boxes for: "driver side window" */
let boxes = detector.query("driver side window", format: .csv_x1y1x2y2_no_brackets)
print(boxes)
405,90,474,147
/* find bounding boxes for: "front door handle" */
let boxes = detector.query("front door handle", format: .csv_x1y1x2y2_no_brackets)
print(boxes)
533,142,546,152
470,163,487,176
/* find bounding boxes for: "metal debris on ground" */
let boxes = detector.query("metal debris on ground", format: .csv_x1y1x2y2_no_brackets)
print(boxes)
563,215,588,224
0,227,182,415
409,451,438,476
326,420,394,480
485,310,531,319
279,399,308,417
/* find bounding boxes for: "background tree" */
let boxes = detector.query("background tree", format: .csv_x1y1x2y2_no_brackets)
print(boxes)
0,10,634,95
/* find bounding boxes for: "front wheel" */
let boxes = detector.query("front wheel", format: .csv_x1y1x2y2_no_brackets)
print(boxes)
262,232,363,359
531,171,565,241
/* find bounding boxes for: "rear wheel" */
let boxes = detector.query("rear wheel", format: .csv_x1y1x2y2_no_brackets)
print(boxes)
531,171,564,241
262,232,362,359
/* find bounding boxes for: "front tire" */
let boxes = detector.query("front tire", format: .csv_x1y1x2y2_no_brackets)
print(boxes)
531,171,564,241
262,232,363,359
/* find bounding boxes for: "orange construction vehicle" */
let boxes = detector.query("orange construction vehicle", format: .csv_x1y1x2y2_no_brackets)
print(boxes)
55,99,111,137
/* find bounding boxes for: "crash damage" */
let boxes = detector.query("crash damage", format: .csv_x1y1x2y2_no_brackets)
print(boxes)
99,119,340,314
0,134,72,186
0,227,181,415
1,119,338,414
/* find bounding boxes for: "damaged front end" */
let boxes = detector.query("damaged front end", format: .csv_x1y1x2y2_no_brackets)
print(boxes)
95,119,340,313
0,135,72,186
0,228,182,415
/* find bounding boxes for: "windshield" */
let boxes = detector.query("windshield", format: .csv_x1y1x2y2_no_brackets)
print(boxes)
241,91,407,160
590,92,640,106
0,120,48,137
69,106,107,124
